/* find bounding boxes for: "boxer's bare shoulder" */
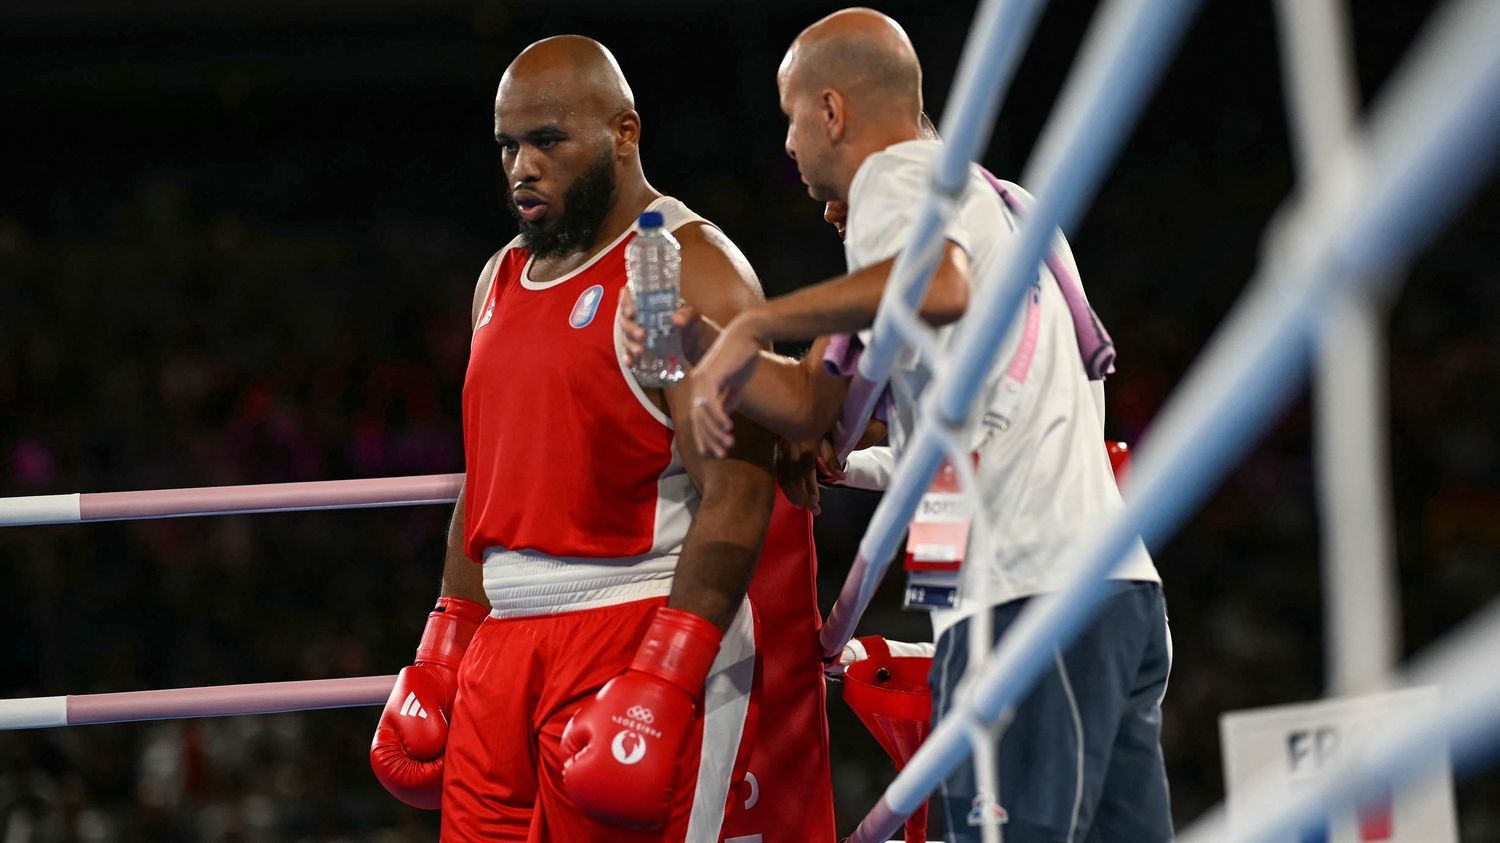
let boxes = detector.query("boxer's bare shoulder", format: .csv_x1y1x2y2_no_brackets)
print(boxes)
673,221,764,326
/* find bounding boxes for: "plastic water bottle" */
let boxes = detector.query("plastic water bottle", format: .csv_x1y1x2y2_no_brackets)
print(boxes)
627,210,685,387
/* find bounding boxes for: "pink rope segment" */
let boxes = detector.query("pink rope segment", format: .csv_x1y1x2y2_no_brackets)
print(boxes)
0,675,398,730
81,474,462,521
834,373,885,463
820,552,874,659
845,795,906,843
0,474,463,527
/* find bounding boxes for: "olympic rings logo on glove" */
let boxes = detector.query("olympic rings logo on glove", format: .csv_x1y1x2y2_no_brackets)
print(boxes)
626,705,656,724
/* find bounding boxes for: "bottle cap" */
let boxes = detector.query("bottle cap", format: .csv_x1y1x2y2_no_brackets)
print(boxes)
637,210,664,228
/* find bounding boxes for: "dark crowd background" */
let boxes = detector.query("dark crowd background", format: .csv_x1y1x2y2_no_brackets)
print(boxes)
2,0,1497,840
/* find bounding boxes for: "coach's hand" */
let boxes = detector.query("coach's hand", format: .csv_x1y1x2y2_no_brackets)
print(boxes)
370,596,488,809
688,314,764,457
561,606,722,829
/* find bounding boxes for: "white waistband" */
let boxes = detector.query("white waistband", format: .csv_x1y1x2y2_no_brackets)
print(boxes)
481,547,677,618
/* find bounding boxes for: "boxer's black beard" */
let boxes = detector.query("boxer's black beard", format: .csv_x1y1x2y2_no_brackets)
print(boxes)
508,151,617,259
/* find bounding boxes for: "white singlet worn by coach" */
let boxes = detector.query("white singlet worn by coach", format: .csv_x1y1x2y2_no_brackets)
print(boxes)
843,139,1159,639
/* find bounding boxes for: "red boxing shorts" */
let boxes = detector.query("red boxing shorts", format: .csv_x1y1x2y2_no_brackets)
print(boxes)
440,596,758,842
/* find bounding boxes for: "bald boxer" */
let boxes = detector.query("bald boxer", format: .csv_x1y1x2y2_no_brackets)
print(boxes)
370,36,780,841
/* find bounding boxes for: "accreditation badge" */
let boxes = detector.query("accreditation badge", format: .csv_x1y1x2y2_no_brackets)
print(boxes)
902,456,975,610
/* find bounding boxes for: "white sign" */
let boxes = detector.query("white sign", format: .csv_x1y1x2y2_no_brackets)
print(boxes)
1219,687,1457,843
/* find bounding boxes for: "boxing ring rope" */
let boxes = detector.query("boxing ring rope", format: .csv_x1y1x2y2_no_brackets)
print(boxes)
0,472,461,729
1273,0,1402,696
841,0,1500,838
0,473,462,526
0,677,396,731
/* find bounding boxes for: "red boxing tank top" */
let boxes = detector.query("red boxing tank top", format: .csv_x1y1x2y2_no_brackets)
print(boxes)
462,197,704,562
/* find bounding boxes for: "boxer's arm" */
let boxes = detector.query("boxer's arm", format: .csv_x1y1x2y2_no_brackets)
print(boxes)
662,223,777,631
734,336,853,443
371,249,500,807
438,490,487,606
561,228,773,826
435,248,507,607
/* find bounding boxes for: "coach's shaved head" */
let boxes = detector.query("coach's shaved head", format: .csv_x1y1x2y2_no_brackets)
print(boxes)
777,9,925,203
781,8,922,123
494,36,656,260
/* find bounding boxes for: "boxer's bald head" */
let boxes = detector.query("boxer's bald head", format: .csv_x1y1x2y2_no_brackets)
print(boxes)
499,35,635,126
495,36,646,258
778,8,924,202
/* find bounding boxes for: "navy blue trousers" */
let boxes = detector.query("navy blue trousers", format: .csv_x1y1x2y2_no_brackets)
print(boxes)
930,581,1174,843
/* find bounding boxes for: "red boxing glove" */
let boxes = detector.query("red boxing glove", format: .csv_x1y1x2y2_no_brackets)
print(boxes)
370,596,488,809
561,606,723,829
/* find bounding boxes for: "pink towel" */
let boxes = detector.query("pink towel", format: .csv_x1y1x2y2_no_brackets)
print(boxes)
981,169,1116,380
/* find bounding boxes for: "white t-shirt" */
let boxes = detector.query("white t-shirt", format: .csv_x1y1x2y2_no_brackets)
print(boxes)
843,139,1159,638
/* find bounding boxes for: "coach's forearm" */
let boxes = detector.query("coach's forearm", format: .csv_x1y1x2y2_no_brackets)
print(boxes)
438,489,490,607
667,465,774,631
739,268,887,342
739,246,971,344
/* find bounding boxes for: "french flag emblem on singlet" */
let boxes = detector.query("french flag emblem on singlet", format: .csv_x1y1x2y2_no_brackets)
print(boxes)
570,284,604,328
